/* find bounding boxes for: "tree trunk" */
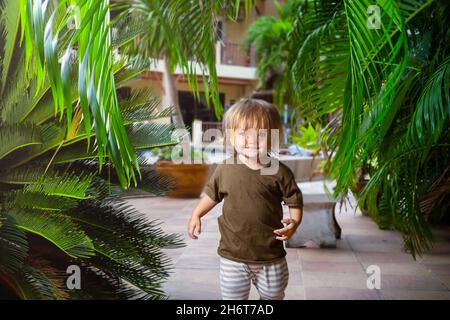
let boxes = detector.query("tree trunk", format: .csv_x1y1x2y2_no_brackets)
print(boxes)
162,54,185,127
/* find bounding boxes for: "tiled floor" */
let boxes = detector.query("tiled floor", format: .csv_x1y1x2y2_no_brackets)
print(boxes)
126,194,450,300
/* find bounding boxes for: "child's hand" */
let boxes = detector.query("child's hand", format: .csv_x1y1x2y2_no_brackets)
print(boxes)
188,215,202,240
273,218,299,241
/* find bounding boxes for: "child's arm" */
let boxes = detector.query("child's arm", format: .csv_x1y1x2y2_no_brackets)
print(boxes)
187,194,218,240
273,206,303,241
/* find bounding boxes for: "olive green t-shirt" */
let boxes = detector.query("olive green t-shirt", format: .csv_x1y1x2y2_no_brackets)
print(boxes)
203,159,303,264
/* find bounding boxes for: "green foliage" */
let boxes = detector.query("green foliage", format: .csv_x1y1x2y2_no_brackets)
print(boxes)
17,0,146,188
243,0,301,109
277,0,450,258
290,123,321,152
0,0,197,299
152,145,208,163
119,0,256,120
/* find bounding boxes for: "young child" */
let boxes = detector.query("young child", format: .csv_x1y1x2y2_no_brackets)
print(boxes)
187,98,303,300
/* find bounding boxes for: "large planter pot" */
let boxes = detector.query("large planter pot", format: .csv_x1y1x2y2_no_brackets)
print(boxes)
156,161,210,198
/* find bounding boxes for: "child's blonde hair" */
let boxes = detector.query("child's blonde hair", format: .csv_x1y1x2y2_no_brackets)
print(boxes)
222,98,283,155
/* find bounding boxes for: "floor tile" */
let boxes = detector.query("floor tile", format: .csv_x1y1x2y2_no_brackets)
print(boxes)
302,272,369,289
125,194,450,300
380,274,448,291
380,290,450,300
302,261,364,273
305,287,380,300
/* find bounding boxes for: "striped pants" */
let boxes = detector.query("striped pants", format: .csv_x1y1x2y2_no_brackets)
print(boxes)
219,256,289,300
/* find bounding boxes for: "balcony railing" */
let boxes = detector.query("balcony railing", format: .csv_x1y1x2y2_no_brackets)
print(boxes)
220,42,256,67
143,41,256,69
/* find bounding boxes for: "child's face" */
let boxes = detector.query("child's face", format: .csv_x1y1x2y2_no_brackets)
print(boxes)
231,128,268,160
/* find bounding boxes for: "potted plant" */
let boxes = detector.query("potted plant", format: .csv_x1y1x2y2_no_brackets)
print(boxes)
152,145,211,198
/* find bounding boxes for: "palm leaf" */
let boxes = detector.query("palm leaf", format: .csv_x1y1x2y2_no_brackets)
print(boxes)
10,261,69,300
408,55,450,146
8,209,95,258
20,0,140,188
62,198,184,299
22,171,94,200
289,5,348,119
2,123,65,169
0,124,42,159
0,0,21,95
0,215,28,274
119,88,176,124
10,190,79,212
88,255,169,299
70,199,184,250
127,122,178,149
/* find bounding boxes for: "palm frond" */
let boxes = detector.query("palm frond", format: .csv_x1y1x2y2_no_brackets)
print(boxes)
111,12,146,49
0,215,28,275
87,255,169,299
119,88,175,124
0,165,54,185
2,123,65,169
8,209,95,258
244,15,283,87
13,87,55,125
0,0,21,95
289,4,347,119
1,0,188,300
10,190,79,212
357,143,449,257
19,0,140,188
62,198,185,299
10,261,69,300
127,122,178,149
0,124,42,159
22,171,94,200
407,55,450,146
69,158,174,196
0,48,41,124
70,199,184,250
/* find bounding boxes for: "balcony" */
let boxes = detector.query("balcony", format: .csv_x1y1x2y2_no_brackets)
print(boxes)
219,42,256,67
142,42,257,81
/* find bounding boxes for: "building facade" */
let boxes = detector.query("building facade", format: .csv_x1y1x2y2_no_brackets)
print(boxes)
127,0,279,131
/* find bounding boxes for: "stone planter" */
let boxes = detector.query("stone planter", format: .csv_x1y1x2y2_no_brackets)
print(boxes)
285,180,342,248
156,161,210,198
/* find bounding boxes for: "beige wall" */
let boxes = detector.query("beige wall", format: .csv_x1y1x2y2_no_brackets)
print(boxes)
263,0,279,17
223,0,278,45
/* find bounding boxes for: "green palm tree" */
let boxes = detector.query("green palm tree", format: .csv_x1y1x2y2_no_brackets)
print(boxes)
120,0,256,122
282,0,449,257
243,0,301,109
1,0,258,299
0,0,187,299
15,0,146,188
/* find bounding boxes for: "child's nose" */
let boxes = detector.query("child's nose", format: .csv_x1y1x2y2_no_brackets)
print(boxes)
246,134,258,145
